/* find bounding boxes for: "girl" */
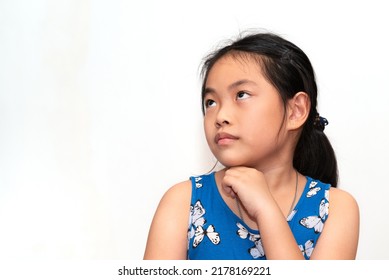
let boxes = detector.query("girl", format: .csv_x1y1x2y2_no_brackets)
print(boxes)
144,31,359,260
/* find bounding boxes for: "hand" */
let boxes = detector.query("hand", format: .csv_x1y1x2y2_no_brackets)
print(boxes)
222,166,273,220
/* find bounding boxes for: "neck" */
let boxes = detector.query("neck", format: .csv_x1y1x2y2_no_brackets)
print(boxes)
260,164,297,192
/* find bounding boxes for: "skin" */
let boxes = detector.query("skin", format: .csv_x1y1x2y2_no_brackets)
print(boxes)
143,54,360,260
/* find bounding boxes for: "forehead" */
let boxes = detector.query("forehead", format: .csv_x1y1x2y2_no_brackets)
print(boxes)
206,53,265,85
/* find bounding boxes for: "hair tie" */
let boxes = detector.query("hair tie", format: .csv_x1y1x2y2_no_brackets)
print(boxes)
313,113,328,132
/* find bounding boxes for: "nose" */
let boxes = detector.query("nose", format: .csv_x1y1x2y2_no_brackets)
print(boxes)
216,119,230,128
215,106,231,128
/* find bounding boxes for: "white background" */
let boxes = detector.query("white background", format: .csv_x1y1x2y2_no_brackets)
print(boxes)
0,0,388,260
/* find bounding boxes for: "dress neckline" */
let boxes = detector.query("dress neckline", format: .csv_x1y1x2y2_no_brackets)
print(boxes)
208,171,312,232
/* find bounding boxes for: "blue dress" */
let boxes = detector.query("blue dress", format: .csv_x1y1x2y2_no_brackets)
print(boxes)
187,172,330,260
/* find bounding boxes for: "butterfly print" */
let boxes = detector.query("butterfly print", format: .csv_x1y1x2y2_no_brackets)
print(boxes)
236,223,264,259
188,200,221,248
195,176,203,188
299,198,329,233
193,224,221,248
287,209,297,222
299,239,314,258
188,200,206,242
307,181,321,198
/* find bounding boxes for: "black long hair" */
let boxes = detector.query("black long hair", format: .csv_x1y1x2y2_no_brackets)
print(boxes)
200,32,338,187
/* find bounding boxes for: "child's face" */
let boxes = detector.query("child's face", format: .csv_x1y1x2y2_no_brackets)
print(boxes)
203,54,289,170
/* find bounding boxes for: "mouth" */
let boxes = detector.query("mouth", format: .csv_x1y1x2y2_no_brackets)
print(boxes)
215,132,239,145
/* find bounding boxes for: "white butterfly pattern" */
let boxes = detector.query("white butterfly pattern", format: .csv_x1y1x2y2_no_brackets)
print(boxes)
325,189,329,201
287,209,297,222
188,200,220,248
299,198,329,233
188,200,206,241
236,223,265,259
195,177,203,188
307,180,321,198
299,239,314,258
193,224,220,248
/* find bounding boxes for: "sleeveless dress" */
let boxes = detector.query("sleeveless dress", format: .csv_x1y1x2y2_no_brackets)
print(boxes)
187,172,330,260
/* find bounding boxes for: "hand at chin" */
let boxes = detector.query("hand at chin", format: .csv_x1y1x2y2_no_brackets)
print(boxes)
221,166,270,218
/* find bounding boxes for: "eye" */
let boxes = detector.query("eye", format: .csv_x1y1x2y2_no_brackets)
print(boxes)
204,99,216,108
236,91,250,100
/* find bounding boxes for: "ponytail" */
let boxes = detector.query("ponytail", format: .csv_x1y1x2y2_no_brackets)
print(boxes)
293,115,338,187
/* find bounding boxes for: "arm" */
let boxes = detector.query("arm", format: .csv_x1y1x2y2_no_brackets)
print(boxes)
223,167,360,259
310,188,360,259
253,196,305,259
252,188,359,259
143,181,192,260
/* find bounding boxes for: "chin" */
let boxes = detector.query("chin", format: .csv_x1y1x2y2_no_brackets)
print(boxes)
218,158,249,168
211,149,256,168
217,155,261,169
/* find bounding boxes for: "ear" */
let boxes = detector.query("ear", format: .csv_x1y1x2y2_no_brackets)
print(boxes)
286,91,310,131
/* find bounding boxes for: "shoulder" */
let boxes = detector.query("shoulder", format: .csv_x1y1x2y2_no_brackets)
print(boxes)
327,187,359,227
160,180,192,207
153,180,192,220
310,186,359,259
329,187,359,214
143,179,192,259
160,171,216,206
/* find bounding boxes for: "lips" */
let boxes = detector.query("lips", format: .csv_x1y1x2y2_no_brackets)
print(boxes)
215,132,239,145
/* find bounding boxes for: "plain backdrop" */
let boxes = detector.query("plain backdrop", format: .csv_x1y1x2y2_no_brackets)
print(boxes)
0,0,388,259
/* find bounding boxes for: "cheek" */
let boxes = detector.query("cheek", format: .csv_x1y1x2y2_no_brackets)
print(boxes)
203,118,214,145
243,108,284,141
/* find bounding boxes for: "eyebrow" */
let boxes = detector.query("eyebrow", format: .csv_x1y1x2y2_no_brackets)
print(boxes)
204,79,257,96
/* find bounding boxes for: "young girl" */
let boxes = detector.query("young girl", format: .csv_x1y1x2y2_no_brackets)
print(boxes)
143,31,359,260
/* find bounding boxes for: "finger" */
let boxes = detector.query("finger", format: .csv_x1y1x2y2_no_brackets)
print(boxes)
222,184,236,199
